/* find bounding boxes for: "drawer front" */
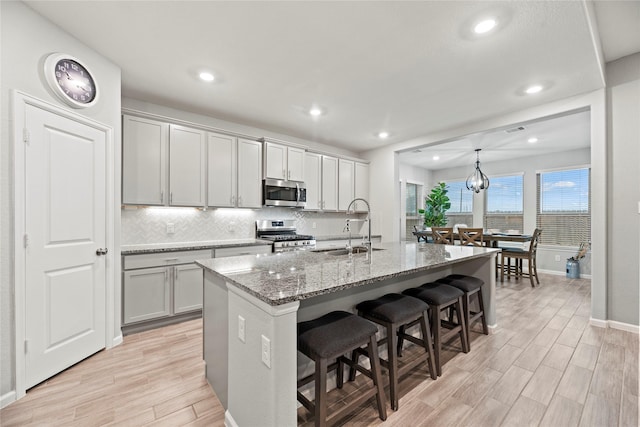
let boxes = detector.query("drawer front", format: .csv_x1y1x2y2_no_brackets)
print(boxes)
215,245,271,258
124,249,213,270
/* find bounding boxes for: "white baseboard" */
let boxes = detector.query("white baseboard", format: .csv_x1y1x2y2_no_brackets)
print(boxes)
1,391,16,409
589,318,608,328
537,269,592,279
608,320,640,334
590,318,639,333
225,410,239,427
112,333,123,347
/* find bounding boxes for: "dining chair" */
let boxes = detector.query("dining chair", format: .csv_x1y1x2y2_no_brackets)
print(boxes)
413,225,426,242
500,228,542,287
431,227,454,245
458,228,484,246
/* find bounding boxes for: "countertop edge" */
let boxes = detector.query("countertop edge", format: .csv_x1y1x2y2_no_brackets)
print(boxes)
122,240,272,255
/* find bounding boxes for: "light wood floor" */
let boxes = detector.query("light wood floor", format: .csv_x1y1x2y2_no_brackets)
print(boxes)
1,274,638,427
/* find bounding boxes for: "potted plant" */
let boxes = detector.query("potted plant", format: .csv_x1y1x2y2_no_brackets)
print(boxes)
419,182,451,227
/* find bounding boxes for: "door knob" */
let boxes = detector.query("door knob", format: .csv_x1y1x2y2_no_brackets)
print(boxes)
96,248,108,256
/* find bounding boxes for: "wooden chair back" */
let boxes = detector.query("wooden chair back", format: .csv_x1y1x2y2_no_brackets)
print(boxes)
526,228,542,254
458,228,484,246
431,227,454,245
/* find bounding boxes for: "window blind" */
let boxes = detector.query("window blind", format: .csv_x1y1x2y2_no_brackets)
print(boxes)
484,174,524,233
537,168,590,246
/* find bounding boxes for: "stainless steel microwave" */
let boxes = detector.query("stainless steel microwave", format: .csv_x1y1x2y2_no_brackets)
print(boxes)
263,179,306,208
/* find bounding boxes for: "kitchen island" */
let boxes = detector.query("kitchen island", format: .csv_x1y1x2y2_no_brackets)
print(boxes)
197,241,499,427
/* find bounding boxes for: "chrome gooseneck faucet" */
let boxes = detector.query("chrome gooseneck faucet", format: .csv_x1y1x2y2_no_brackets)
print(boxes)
346,198,372,253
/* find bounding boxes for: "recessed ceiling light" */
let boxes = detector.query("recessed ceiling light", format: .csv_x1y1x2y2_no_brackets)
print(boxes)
474,19,497,34
433,155,440,161
309,107,322,117
525,85,543,94
378,131,389,139
528,137,538,143
199,72,215,82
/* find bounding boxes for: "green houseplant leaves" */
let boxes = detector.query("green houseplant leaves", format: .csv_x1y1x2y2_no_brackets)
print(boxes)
418,182,451,227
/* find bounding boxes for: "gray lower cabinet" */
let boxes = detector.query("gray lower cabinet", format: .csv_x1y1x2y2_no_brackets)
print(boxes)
122,249,212,328
123,267,171,324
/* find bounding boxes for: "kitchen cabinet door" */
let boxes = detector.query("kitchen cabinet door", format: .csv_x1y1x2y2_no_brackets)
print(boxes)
286,146,305,182
354,162,370,212
264,142,286,180
338,159,355,211
208,132,237,207
122,115,168,205
169,125,206,207
123,267,171,324
321,155,338,211
237,139,263,208
304,152,322,210
174,264,204,314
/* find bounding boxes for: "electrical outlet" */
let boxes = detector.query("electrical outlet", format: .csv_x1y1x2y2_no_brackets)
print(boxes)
238,316,245,343
261,335,271,368
166,223,175,234
312,222,317,229
555,255,561,262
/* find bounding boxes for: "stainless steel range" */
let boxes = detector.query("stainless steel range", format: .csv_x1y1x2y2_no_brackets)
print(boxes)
256,220,316,252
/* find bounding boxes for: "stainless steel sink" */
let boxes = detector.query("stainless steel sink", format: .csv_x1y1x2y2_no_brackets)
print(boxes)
313,246,384,255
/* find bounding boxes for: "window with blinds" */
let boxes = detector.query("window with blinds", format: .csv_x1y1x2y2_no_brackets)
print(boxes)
484,174,524,232
405,182,422,217
537,167,590,246
446,180,473,227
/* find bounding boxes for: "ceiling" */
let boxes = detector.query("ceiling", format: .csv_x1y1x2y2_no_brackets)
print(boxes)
398,109,591,170
25,1,640,155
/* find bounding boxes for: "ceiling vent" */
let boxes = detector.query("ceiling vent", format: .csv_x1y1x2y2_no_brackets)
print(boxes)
412,149,422,153
505,126,526,133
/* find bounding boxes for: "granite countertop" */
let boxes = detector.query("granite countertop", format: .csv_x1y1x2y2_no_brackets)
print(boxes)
196,241,499,306
121,239,272,255
315,234,382,241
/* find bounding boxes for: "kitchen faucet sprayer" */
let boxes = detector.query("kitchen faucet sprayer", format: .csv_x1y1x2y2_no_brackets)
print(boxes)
346,198,372,261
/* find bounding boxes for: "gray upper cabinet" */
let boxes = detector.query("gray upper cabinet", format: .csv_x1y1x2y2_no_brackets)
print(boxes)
338,158,355,211
122,115,168,205
237,139,263,208
207,132,237,208
304,152,322,210
264,141,305,182
169,125,206,207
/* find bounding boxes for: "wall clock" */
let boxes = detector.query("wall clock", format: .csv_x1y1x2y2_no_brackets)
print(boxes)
44,53,99,108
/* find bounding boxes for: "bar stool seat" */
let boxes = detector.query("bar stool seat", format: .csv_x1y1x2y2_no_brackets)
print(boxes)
402,283,468,376
352,293,436,411
297,311,387,427
436,274,489,350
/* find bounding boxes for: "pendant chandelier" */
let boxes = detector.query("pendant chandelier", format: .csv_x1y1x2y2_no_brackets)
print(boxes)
466,149,490,193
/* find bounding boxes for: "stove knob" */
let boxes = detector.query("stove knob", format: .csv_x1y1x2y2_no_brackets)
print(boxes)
294,241,299,246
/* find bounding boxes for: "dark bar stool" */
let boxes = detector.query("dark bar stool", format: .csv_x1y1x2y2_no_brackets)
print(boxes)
436,274,489,350
402,283,468,376
350,293,437,411
297,311,387,427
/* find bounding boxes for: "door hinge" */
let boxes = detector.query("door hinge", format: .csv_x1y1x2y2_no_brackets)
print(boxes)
23,234,29,248
23,128,30,145
24,340,28,354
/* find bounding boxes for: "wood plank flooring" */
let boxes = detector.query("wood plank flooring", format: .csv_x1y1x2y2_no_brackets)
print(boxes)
1,274,637,427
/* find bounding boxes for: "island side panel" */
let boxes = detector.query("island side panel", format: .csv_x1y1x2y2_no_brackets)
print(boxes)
226,286,300,427
203,270,229,408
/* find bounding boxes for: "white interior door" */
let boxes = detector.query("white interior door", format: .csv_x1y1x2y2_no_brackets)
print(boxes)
24,103,107,389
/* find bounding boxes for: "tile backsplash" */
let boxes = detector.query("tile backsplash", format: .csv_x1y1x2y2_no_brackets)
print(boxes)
121,207,366,245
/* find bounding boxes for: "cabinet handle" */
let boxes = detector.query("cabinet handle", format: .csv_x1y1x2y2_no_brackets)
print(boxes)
288,170,291,179
160,190,164,204
238,196,242,206
283,169,286,179
174,268,178,281
170,192,173,204
165,270,169,282
164,257,179,262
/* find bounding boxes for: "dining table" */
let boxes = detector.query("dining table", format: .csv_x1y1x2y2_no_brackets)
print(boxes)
412,229,533,247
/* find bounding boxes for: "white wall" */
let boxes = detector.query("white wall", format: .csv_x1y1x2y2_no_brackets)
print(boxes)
432,148,592,275
606,53,640,326
0,1,122,402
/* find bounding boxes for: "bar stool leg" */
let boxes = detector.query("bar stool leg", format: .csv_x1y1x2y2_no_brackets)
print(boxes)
368,335,387,421
455,297,469,353
314,358,328,427
386,323,399,410
431,305,442,376
419,311,437,380
477,289,489,335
